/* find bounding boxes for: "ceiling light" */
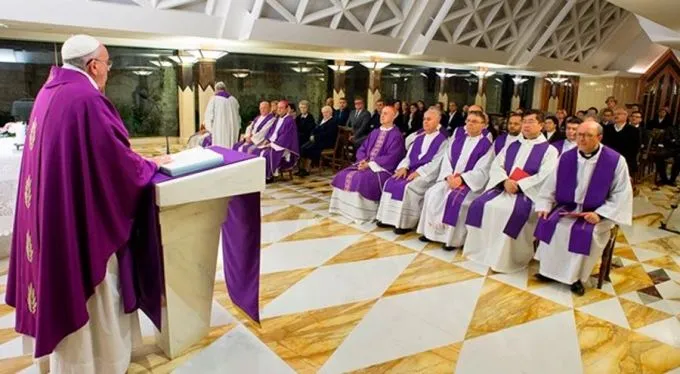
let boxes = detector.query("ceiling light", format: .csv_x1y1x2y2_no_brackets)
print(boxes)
187,49,228,61
291,67,313,73
0,23,8,29
545,76,569,84
360,61,391,70
168,55,198,65
328,64,353,72
420,72,429,78
133,70,153,76
512,75,528,85
470,69,496,78
435,71,455,79
150,60,173,68
232,72,249,78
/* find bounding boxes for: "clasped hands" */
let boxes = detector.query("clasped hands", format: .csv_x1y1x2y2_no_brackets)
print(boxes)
446,174,463,189
537,210,601,224
503,179,520,194
393,167,419,181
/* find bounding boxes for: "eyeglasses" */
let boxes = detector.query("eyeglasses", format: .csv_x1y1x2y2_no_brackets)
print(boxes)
87,58,113,71
522,119,539,124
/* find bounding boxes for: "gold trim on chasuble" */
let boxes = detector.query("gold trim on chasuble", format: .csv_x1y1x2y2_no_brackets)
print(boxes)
27,283,37,314
344,130,389,191
24,175,32,209
25,232,34,262
29,120,37,151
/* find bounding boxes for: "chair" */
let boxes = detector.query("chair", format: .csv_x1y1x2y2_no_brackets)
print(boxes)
322,126,354,171
597,225,619,289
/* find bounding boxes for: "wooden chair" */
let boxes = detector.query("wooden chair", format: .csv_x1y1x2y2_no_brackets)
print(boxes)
322,126,354,171
597,225,620,289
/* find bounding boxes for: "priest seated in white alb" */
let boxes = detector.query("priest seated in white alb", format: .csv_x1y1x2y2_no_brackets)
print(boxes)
329,106,406,223
492,112,522,155
233,101,276,153
417,111,494,250
550,116,580,156
463,110,558,273
376,107,448,234
534,120,632,295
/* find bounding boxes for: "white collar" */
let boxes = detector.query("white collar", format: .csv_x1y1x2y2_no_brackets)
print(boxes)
62,64,98,90
521,134,547,144
614,123,626,131
380,125,395,132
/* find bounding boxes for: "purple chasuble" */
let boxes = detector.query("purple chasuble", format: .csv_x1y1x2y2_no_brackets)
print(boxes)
441,134,492,226
466,140,550,239
383,131,447,201
5,66,158,357
493,133,508,154
331,127,406,201
201,133,213,147
215,91,231,99
151,147,262,322
261,115,300,178
534,146,619,255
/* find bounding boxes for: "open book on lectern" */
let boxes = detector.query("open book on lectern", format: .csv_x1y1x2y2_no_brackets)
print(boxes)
158,147,224,177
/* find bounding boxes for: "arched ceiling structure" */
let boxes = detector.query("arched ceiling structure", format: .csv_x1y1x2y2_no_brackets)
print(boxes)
0,0,669,76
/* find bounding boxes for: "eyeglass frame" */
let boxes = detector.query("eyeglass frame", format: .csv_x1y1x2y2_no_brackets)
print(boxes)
87,58,113,71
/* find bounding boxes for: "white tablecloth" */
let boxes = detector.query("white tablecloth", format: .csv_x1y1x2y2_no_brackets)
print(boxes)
0,137,23,237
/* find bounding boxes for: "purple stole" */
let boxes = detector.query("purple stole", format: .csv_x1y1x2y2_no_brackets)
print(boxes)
254,113,274,133
552,139,565,155
383,131,447,201
216,91,231,98
201,134,212,147
534,146,618,255
466,140,550,239
493,133,508,154
441,132,492,226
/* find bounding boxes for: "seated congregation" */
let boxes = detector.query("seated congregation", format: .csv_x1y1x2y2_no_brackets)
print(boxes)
232,99,634,296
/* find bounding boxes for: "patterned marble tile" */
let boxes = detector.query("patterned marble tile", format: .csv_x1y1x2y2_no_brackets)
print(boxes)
0,355,33,374
324,235,414,265
575,310,680,374
636,236,680,257
255,300,376,372
644,255,680,273
383,254,482,297
610,264,655,295
349,343,462,374
613,246,639,261
261,205,320,222
281,218,364,242
464,278,569,340
619,298,672,329
572,287,615,308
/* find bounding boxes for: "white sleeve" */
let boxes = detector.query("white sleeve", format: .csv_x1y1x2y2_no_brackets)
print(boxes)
595,157,633,226
415,140,447,178
460,147,494,192
368,161,385,172
534,166,557,212
517,146,559,202
485,147,509,191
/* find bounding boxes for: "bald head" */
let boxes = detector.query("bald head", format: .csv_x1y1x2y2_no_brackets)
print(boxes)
380,105,398,127
468,105,483,113
258,101,270,115
577,120,603,154
423,107,441,134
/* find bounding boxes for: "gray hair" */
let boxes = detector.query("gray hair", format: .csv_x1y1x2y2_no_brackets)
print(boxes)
321,105,333,114
426,106,442,119
299,100,310,107
215,81,226,91
63,49,99,71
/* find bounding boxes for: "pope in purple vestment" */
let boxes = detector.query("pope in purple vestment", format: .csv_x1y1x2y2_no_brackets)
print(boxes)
254,101,299,180
329,106,406,222
5,35,168,371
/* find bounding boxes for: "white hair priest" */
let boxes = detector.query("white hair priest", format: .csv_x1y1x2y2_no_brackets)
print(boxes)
417,110,494,249
463,110,558,272
534,120,632,295
203,81,241,148
376,107,448,234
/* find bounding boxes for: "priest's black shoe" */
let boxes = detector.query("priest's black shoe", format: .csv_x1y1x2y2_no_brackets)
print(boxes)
570,280,585,296
418,235,431,243
265,178,274,184
443,246,456,251
376,221,391,228
393,228,410,235
297,169,310,177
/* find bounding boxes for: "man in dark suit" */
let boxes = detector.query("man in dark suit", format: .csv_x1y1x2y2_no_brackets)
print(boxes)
334,97,350,127
445,101,464,135
348,96,373,148
542,115,565,144
370,99,384,130
650,108,673,130
603,107,641,177
297,105,339,177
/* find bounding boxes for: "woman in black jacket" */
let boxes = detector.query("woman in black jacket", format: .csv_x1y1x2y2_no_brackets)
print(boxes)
295,100,316,149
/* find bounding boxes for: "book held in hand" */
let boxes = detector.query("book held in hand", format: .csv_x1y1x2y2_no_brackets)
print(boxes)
509,167,530,181
159,147,224,177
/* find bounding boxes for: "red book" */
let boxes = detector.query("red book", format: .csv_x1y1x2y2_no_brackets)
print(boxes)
509,167,530,181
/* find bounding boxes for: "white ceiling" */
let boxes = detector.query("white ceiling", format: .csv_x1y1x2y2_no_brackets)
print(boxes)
0,0,670,76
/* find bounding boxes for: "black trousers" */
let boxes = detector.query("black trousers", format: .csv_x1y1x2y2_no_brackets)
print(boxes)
655,149,680,183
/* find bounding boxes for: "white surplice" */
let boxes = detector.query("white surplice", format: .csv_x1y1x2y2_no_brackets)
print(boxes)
237,115,276,152
494,134,519,154
463,135,558,272
417,134,494,247
559,139,577,154
376,131,447,229
204,94,241,148
45,256,142,374
534,149,632,284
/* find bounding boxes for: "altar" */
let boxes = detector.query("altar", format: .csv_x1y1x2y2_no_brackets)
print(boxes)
0,132,24,256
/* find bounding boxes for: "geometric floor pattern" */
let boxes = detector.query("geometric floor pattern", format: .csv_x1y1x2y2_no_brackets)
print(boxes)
0,173,680,373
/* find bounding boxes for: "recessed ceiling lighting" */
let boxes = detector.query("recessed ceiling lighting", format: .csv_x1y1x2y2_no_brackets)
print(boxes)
0,23,8,29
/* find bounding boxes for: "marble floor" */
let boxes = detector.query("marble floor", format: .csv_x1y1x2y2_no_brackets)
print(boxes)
1,173,680,373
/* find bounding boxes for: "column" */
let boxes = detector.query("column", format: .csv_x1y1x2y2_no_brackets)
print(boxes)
177,64,196,143
367,67,382,112
332,60,348,109
436,70,449,109
473,68,489,110
195,59,216,127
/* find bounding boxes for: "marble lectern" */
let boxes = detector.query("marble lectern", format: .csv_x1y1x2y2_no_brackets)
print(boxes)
153,156,265,358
